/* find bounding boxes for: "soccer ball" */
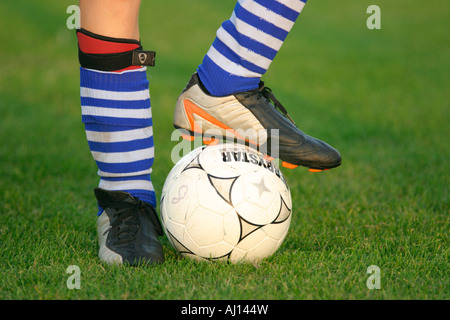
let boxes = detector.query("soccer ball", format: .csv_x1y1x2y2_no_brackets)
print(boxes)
160,143,292,263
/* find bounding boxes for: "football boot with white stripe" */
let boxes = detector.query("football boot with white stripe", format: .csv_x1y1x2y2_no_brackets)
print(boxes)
95,188,164,266
174,73,341,171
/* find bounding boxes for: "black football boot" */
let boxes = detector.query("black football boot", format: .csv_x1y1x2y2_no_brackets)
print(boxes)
95,188,164,266
173,72,341,171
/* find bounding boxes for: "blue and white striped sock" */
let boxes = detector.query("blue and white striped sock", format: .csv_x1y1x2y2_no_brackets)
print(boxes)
198,0,307,96
80,67,156,212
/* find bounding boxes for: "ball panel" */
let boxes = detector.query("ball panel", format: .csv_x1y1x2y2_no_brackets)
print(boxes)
230,230,280,262
162,146,204,195
185,207,224,247
271,195,292,224
263,215,292,241
163,174,198,224
231,172,282,226
165,229,193,255
222,209,242,246
197,241,235,259
197,175,236,215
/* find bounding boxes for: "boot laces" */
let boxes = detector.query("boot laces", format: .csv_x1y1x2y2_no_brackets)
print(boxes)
258,82,296,125
104,200,144,244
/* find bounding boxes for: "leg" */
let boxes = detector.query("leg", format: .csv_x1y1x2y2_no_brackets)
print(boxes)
174,0,341,171
78,0,163,265
80,0,141,40
198,0,307,96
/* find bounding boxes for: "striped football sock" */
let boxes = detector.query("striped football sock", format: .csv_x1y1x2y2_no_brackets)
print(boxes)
78,30,156,212
198,0,307,96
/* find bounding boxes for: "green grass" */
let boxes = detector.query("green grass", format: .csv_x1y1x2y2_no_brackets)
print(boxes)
0,0,448,301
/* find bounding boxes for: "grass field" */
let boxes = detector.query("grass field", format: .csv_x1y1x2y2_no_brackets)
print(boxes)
0,0,448,301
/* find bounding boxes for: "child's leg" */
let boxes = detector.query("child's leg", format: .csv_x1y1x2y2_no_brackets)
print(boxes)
79,0,156,209
78,0,163,265
198,0,307,96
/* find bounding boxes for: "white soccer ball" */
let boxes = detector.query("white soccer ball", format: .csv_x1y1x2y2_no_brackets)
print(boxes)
160,143,292,263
